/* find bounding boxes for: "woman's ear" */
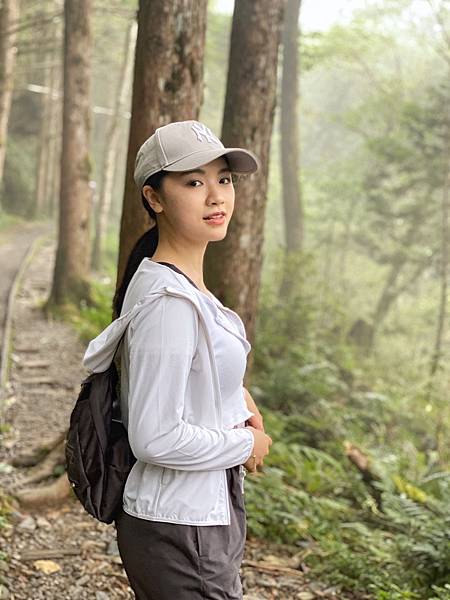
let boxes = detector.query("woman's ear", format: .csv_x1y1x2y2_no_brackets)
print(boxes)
143,185,163,214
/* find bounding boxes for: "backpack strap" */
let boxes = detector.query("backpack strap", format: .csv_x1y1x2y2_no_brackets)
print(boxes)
111,330,127,368
112,262,186,368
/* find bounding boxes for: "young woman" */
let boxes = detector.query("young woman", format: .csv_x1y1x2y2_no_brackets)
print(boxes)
84,120,272,599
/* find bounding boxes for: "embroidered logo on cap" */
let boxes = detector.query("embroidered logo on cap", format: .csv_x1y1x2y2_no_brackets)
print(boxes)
191,122,221,145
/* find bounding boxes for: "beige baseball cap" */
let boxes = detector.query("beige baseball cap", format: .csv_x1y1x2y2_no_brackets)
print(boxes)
134,119,261,191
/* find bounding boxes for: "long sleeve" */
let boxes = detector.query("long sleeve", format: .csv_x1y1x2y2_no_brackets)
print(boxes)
126,294,255,470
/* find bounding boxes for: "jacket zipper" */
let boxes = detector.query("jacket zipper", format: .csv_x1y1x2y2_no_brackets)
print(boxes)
239,464,246,494
161,286,232,524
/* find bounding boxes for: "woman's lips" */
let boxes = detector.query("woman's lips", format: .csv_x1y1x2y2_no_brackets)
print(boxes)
204,215,226,225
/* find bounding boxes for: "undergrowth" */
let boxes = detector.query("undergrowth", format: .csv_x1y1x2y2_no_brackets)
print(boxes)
71,244,450,600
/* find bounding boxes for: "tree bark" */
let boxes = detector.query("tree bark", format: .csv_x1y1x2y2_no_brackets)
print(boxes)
349,206,429,352
370,214,426,340
48,0,93,306
34,61,53,217
428,144,449,459
116,0,208,292
205,0,287,360
45,64,62,219
0,0,20,202
34,5,62,218
428,135,450,387
279,0,303,298
338,196,359,295
92,19,137,272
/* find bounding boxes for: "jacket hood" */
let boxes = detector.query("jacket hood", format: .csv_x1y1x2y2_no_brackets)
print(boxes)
82,258,250,373
82,259,201,373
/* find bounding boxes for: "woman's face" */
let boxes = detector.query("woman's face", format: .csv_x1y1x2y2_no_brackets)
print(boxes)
143,156,235,244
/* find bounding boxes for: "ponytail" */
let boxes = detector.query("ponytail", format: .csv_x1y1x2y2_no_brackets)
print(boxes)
113,170,167,317
113,226,159,317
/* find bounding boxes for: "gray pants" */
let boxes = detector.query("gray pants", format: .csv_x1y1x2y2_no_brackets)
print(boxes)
114,465,246,599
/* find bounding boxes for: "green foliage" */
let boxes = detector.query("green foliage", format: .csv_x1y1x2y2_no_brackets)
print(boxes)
0,212,24,232
244,233,450,597
243,402,450,598
2,136,37,217
70,279,114,343
429,584,450,600
203,8,232,129
67,225,119,341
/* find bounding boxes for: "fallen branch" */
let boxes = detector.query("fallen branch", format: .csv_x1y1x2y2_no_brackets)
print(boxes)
17,361,50,369
344,440,383,510
14,472,72,509
14,440,65,488
241,559,305,577
20,377,58,385
20,548,79,561
12,430,66,468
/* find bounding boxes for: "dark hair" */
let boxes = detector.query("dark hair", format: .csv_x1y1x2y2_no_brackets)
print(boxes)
113,170,168,317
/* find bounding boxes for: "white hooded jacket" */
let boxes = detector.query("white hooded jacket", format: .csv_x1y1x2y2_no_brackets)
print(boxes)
82,258,255,526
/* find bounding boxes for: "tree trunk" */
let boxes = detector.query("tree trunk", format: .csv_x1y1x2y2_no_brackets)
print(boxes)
116,0,208,293
428,140,450,387
428,145,450,461
91,19,137,272
34,63,53,217
35,5,62,218
315,215,336,335
0,0,20,202
279,0,303,299
45,65,62,218
349,207,428,352
372,251,406,329
205,0,287,360
370,214,427,341
338,196,359,295
48,0,93,307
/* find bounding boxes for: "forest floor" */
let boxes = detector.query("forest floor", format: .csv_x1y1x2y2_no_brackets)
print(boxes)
0,229,362,600
0,220,51,382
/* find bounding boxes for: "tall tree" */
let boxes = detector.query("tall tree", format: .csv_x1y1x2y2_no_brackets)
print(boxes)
48,0,92,306
428,149,450,458
279,0,303,298
205,0,287,351
0,0,20,203
91,19,137,272
45,65,62,219
428,113,450,391
34,57,55,217
116,0,208,292
345,80,450,352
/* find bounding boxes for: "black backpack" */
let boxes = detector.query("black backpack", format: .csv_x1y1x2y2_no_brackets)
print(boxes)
66,263,192,523
65,334,136,524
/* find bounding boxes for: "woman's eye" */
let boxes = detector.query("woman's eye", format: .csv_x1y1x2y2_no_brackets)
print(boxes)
187,177,232,187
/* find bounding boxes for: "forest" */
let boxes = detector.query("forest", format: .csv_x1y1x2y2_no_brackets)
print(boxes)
0,0,449,599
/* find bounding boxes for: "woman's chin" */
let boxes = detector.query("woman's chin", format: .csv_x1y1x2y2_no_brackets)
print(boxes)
208,229,227,241
202,223,228,240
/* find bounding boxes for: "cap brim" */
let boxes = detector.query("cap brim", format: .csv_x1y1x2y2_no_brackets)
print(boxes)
162,147,261,174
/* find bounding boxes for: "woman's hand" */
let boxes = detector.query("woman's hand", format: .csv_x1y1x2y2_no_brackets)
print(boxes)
243,426,272,473
242,387,271,472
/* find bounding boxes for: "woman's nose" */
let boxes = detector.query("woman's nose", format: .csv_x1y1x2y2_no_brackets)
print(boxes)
207,185,226,203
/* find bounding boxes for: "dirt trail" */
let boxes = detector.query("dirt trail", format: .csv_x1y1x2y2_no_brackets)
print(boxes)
0,235,356,600
0,221,51,391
